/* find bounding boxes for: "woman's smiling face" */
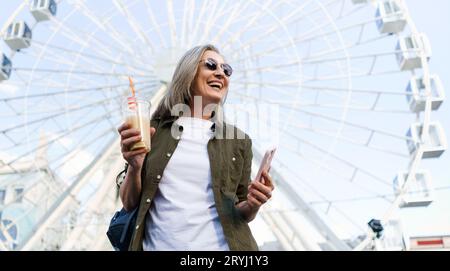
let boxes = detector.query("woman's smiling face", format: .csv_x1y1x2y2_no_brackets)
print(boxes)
191,50,230,107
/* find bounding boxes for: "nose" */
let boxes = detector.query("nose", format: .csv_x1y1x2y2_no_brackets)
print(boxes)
214,69,225,79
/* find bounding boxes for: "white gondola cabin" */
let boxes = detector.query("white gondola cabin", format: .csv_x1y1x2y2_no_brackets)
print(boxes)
4,21,32,51
30,0,57,22
406,75,445,113
396,33,432,71
0,54,12,81
406,121,447,158
393,170,433,207
375,0,407,34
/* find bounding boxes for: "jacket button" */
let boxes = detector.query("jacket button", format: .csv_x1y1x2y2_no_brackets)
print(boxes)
166,152,171,157
157,174,161,179
232,157,236,161
146,198,151,203
135,225,139,230
176,136,180,140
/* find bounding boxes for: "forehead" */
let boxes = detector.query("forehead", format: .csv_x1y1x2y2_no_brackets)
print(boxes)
202,50,225,63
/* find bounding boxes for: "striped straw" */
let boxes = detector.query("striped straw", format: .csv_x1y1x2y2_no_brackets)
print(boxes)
128,76,136,110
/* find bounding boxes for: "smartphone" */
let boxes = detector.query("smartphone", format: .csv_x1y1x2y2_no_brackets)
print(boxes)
255,147,277,183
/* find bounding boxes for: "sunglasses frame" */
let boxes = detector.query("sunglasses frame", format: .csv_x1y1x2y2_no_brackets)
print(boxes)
200,58,233,77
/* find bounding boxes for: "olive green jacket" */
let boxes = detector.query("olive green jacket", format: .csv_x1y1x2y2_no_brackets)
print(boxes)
128,116,259,251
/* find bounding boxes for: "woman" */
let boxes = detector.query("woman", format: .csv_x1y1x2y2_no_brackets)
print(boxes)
117,44,274,251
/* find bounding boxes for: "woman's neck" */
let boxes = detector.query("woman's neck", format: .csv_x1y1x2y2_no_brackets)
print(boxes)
189,100,217,120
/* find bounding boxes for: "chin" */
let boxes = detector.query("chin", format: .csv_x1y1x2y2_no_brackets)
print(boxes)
206,91,224,104
208,96,222,105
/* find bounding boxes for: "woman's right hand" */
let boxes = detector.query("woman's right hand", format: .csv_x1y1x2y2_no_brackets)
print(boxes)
117,122,156,169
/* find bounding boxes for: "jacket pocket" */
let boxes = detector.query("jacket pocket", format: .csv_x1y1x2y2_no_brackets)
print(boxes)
226,151,244,193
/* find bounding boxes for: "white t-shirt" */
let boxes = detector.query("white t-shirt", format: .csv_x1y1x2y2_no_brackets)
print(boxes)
143,117,229,251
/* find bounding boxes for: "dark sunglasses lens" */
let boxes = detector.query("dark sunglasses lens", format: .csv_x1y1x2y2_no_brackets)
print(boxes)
222,64,232,77
205,59,217,71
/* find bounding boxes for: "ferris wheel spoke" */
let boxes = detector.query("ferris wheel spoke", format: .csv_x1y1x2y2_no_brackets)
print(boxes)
233,68,301,82
234,102,393,187
46,16,148,69
233,103,393,188
232,87,402,114
45,23,112,61
327,204,368,232
197,1,228,44
12,67,152,78
285,121,409,158
237,50,397,74
230,0,359,57
278,140,396,198
284,129,392,187
261,147,376,234
112,0,156,53
23,51,124,88
66,0,136,55
4,100,120,157
230,3,367,63
302,51,399,65
143,1,167,48
237,85,410,113
294,108,409,141
296,34,393,63
2,106,119,167
290,102,411,114
179,0,192,46
234,80,409,97
189,1,215,46
29,39,153,74
230,0,340,53
1,94,123,136
221,0,285,50
47,14,145,69
309,195,394,206
232,92,410,141
294,19,377,50
1,81,156,103
199,0,249,46
302,69,406,82
51,127,115,173
166,0,178,45
0,99,120,136
232,85,370,111
210,1,250,45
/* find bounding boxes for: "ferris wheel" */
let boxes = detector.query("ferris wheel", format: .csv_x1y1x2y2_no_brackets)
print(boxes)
0,0,446,251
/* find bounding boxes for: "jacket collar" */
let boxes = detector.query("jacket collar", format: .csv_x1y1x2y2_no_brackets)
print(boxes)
155,114,225,138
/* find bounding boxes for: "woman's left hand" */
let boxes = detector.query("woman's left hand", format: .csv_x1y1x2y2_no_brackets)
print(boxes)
247,170,275,210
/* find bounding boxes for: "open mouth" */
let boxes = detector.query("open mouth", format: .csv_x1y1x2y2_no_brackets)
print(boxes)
207,81,223,91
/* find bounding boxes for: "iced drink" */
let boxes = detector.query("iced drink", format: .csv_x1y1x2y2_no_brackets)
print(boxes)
124,98,151,152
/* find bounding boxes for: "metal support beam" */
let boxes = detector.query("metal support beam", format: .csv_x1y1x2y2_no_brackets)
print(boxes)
16,85,167,250
253,148,351,251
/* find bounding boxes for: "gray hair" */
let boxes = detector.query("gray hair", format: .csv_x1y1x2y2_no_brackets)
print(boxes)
152,44,225,120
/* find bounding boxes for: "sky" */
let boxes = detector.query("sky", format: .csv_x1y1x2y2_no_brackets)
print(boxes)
0,0,449,247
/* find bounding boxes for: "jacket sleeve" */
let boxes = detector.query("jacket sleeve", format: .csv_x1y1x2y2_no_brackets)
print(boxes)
236,137,252,203
140,119,160,184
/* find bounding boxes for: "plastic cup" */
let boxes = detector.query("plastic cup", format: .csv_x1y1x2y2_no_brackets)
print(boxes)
123,97,151,152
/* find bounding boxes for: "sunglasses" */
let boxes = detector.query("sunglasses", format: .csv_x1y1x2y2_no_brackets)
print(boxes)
200,58,233,77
